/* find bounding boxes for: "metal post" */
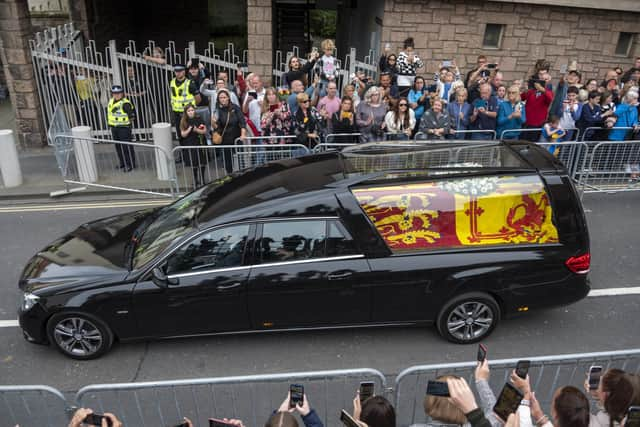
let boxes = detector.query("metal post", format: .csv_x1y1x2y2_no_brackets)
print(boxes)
349,47,357,80
152,122,174,181
72,126,98,183
109,40,122,86
0,130,23,187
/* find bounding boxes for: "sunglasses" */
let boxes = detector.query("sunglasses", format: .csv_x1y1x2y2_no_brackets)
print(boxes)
301,100,310,103
399,103,408,106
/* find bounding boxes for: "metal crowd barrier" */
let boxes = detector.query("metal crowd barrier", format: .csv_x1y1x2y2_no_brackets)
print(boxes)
313,142,358,153
394,349,640,427
54,134,178,197
580,126,636,142
581,140,640,193
325,133,363,144
173,136,311,193
451,129,497,140
501,127,580,141
75,368,387,427
536,141,590,184
0,384,71,427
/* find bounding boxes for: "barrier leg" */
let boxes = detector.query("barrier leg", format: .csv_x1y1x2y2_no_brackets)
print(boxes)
72,126,98,183
0,130,23,187
152,122,174,181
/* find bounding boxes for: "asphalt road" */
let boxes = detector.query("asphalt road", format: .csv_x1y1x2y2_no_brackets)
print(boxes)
0,193,638,392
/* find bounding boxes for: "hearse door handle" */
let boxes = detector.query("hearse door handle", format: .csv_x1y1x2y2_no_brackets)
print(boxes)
328,271,353,281
217,282,243,291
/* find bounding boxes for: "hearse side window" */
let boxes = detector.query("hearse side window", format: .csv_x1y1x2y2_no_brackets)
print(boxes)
165,224,250,274
327,220,358,256
259,221,327,263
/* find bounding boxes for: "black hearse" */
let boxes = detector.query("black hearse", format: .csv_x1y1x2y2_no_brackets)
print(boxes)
18,142,590,359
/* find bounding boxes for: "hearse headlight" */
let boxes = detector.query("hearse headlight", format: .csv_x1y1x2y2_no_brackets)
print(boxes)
21,292,40,311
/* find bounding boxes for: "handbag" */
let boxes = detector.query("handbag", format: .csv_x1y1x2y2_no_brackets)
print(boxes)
212,110,230,145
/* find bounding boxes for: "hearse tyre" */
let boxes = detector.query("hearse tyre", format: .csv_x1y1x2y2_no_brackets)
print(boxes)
47,312,114,360
436,292,501,344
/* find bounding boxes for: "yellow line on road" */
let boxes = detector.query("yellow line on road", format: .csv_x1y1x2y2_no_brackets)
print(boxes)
0,200,170,213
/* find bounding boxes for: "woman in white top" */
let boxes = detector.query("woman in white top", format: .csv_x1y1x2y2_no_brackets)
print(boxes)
384,97,415,140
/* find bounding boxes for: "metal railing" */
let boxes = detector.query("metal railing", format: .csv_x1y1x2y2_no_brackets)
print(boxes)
0,385,71,427
581,140,640,193
394,349,640,427
3,350,640,425
75,368,387,427
55,135,178,197
580,126,637,142
173,137,311,193
501,127,580,141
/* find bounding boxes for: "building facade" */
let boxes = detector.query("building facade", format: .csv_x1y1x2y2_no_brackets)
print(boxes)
0,0,639,147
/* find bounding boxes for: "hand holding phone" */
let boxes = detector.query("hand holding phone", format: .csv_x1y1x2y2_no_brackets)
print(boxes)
588,366,603,390
340,409,361,427
289,384,304,408
626,406,640,427
493,383,524,422
515,360,530,379
84,413,113,427
477,344,488,362
359,381,375,403
426,380,450,397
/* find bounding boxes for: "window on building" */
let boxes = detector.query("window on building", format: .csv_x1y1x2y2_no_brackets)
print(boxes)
482,24,505,49
615,33,636,57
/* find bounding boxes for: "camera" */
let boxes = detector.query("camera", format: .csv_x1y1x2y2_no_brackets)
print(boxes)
480,70,490,78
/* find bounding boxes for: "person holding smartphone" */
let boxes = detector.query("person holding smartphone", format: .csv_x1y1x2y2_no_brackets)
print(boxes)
583,368,637,427
67,408,122,427
265,392,324,427
331,96,359,143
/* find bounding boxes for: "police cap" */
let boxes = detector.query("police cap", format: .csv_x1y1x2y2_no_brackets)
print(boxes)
174,64,186,72
111,85,124,93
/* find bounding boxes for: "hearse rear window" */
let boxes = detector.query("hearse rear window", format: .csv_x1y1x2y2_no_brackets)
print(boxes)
352,175,559,252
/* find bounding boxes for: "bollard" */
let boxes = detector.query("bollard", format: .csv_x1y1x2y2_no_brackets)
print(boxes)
72,126,98,183
0,130,23,187
152,122,174,181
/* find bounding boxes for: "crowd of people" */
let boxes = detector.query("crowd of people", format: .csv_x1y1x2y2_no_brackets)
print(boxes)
62,360,640,427
97,38,640,184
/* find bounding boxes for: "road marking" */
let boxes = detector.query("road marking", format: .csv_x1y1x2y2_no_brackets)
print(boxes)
0,320,19,328
0,288,639,329
588,286,640,297
0,200,170,213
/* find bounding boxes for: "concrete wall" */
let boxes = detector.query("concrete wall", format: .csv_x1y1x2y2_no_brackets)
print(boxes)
381,0,640,83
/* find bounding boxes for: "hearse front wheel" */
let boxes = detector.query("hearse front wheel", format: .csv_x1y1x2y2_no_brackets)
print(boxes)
436,293,500,344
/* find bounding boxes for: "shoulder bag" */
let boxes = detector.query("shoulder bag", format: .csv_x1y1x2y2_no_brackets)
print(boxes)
212,110,231,145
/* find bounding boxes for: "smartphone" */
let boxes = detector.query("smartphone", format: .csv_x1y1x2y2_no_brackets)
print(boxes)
248,91,258,99
477,344,488,362
426,380,450,397
588,366,603,390
359,381,375,403
340,409,360,427
210,418,235,427
493,383,524,422
289,384,304,408
442,60,452,67
515,360,530,379
84,414,112,427
626,406,640,427
487,63,497,69
191,57,199,67
560,64,568,74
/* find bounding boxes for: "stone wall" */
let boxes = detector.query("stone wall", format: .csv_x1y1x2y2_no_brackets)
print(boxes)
247,0,272,81
381,0,640,83
0,0,44,147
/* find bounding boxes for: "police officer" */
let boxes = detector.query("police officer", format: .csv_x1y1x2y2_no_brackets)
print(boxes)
107,85,136,172
170,64,201,141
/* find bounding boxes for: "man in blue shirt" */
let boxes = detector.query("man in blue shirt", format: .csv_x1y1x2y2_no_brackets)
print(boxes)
469,83,498,140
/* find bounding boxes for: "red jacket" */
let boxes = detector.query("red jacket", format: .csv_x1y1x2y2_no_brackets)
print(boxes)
521,89,553,126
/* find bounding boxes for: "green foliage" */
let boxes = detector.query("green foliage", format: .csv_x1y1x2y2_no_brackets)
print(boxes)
310,10,337,41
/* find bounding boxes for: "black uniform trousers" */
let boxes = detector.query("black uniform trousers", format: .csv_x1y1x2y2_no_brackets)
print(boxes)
111,126,136,169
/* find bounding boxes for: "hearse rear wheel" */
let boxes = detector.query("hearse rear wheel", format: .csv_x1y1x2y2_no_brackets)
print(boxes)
436,292,500,344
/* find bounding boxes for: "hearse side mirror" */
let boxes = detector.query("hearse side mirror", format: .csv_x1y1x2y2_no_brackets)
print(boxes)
151,267,168,288
151,264,180,288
